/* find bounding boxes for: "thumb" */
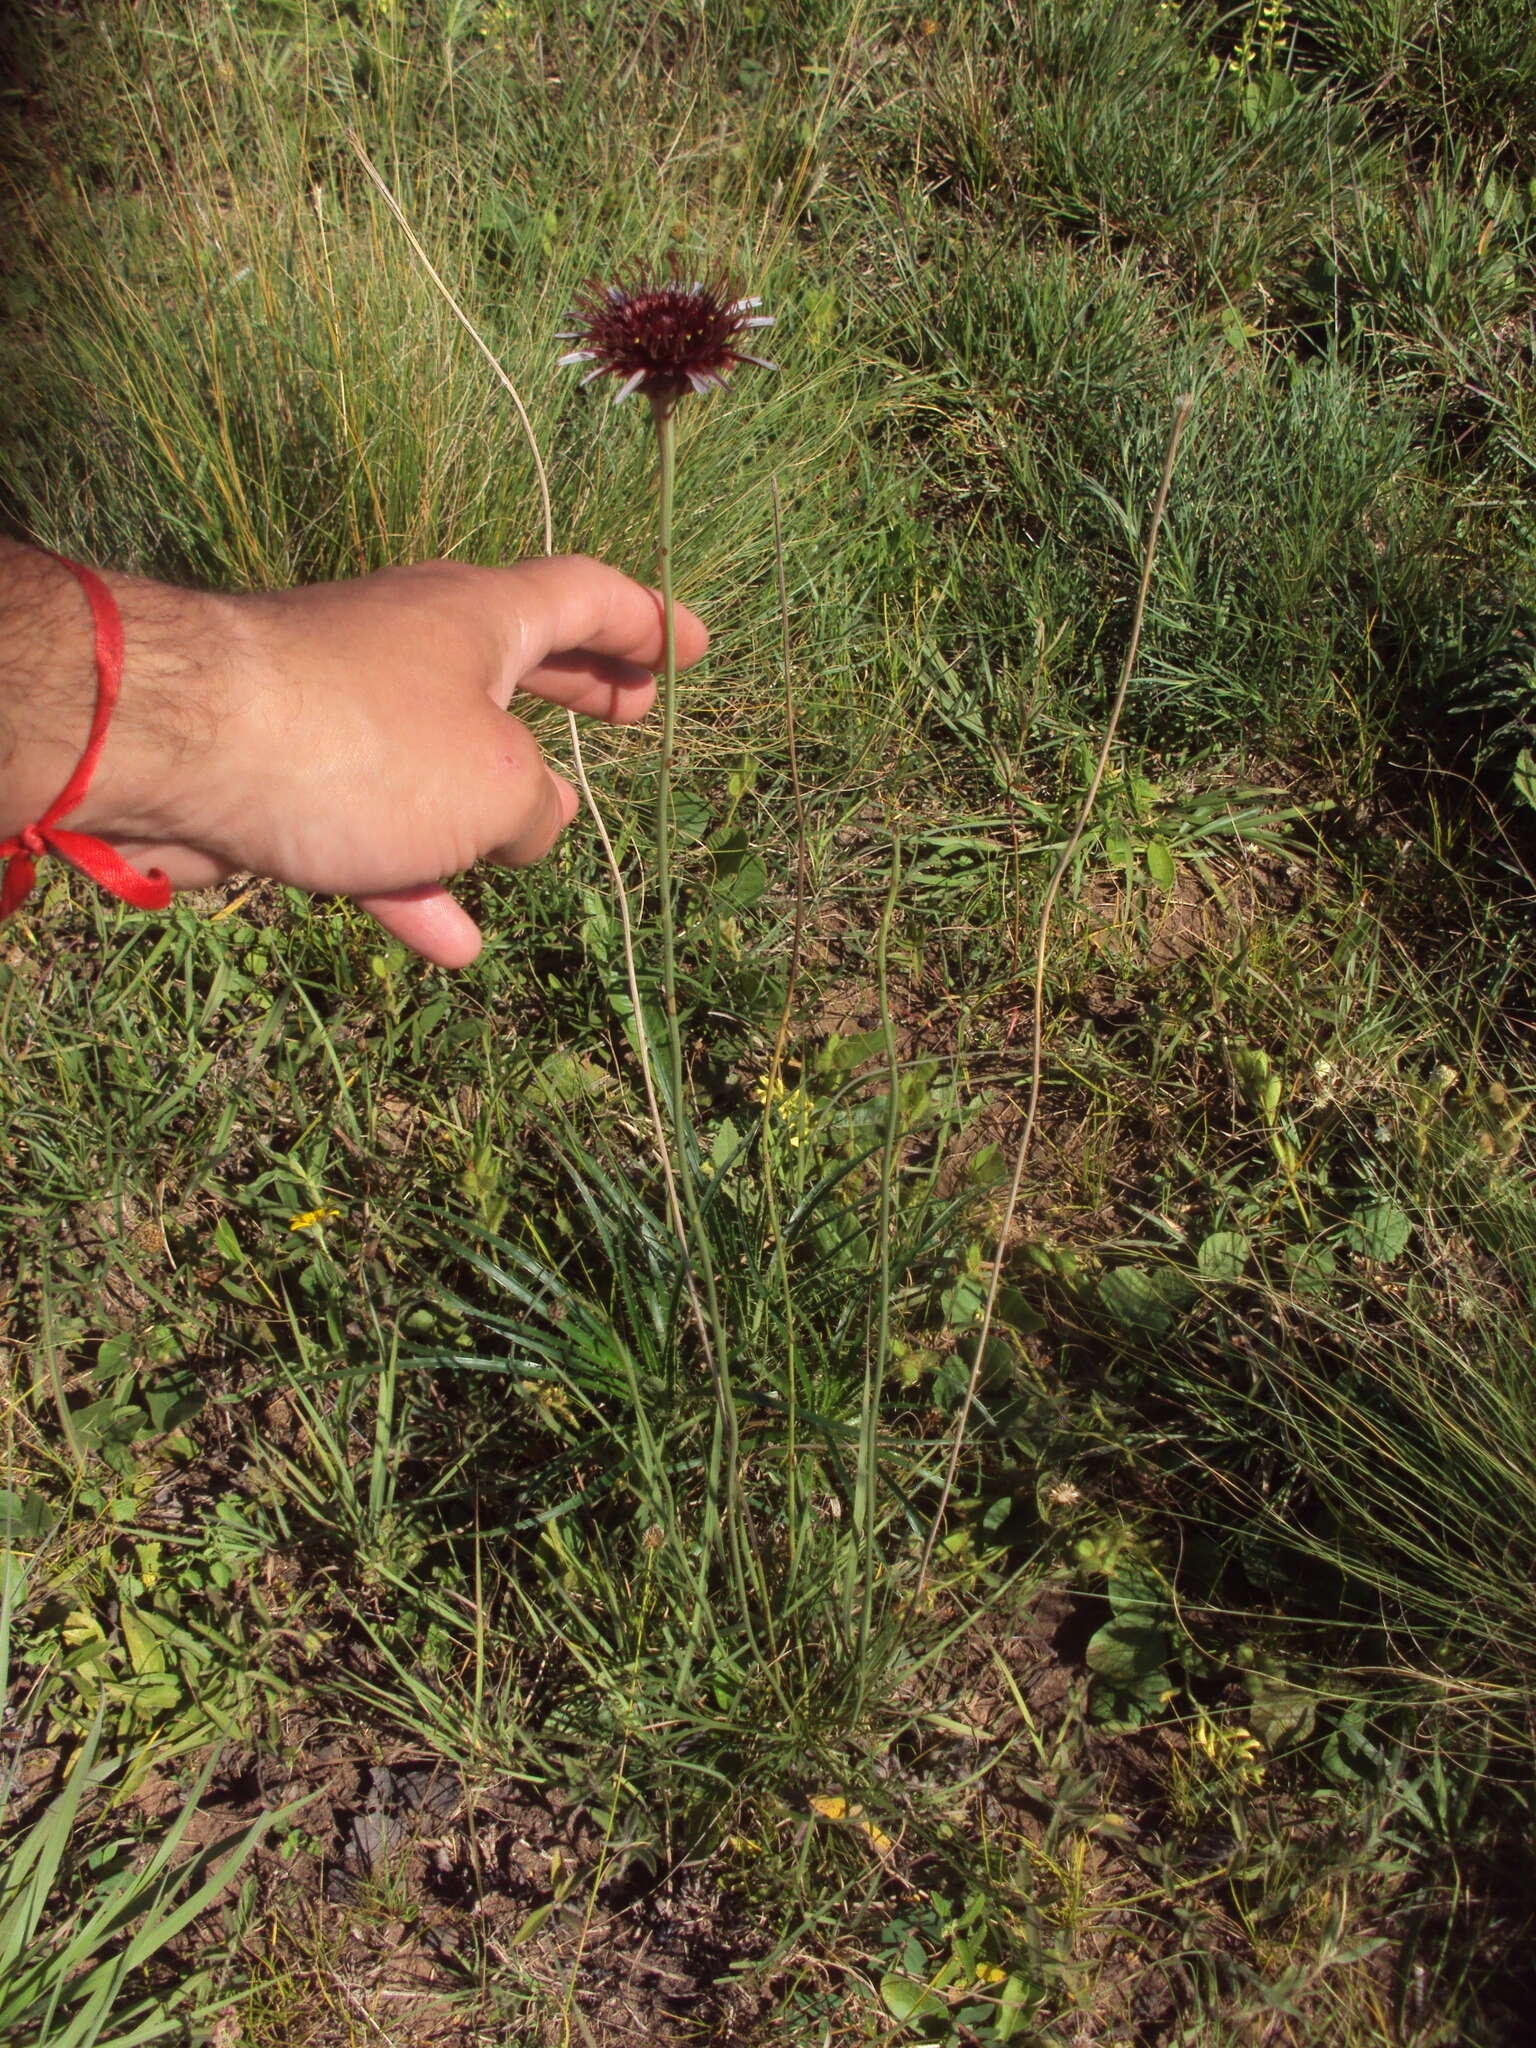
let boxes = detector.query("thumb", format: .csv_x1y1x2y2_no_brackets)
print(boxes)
354,881,486,968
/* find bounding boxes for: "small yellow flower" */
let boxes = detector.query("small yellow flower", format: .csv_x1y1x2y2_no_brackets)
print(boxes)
753,1073,815,1148
1190,1714,1266,1787
288,1205,341,1232
807,1794,895,1856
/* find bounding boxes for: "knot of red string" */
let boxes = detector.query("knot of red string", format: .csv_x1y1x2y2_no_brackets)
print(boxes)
0,553,174,923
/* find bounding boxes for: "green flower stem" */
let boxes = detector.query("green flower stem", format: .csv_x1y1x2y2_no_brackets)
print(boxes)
648,395,759,1622
858,831,901,1685
651,400,685,1167
649,400,723,1335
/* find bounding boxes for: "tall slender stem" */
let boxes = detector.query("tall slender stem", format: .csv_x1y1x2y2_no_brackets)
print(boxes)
857,832,902,1689
649,400,725,1354
648,397,767,1643
761,479,806,1594
911,394,1195,1606
652,398,680,1101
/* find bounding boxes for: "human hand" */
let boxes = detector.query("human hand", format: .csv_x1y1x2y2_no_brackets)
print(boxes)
1,552,707,968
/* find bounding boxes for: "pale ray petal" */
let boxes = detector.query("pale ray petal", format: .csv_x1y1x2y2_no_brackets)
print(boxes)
611,369,647,403
556,350,597,366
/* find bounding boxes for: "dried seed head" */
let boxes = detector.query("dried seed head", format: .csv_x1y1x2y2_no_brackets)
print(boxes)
555,267,776,405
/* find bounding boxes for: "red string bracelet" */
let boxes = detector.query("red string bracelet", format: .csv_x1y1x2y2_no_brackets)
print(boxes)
0,552,174,923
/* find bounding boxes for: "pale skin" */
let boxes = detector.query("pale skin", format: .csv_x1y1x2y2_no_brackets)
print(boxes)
0,541,709,969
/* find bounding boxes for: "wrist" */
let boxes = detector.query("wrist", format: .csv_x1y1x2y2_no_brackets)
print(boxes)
0,542,92,837
0,541,230,846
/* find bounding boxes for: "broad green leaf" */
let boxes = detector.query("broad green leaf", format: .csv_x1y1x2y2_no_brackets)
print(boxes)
879,1972,948,2026
995,1284,1045,1336
1107,1556,1165,1624
1197,1230,1250,1282
1512,747,1536,812
657,787,711,843
962,1142,1011,1187
118,1602,165,1680
711,850,767,911
996,1970,1044,2039
1231,1045,1271,1112
1321,1702,1384,1788
815,1026,886,1073
1101,822,1135,871
1345,1197,1412,1263
1144,836,1176,890
1085,1616,1169,1686
531,1050,610,1108
1283,1240,1338,1296
0,1487,54,1544
1245,1672,1317,1751
144,1377,202,1433
941,1248,988,1326
1097,1265,1189,1335
95,1333,137,1377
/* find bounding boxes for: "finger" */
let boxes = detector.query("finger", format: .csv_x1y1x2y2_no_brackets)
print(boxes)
489,555,709,687
355,882,484,969
483,767,579,868
517,650,658,723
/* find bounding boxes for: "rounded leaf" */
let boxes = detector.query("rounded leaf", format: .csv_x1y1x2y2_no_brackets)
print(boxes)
1345,1198,1411,1263
1197,1230,1250,1282
879,1972,948,2025
1085,1616,1169,1685
1097,1265,1188,1335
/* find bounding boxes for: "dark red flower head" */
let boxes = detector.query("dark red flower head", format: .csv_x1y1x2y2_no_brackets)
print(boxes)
556,270,776,405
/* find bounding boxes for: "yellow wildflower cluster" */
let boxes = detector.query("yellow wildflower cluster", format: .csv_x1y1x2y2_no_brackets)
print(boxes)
753,1072,815,1149
1190,1713,1266,1789
1233,0,1291,73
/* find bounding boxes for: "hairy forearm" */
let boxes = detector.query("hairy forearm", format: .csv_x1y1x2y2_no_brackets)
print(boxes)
0,541,88,780
0,538,226,844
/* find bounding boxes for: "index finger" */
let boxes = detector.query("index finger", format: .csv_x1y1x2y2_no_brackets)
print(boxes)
490,554,709,686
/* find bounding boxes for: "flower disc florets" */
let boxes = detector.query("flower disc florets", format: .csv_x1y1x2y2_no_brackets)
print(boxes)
556,271,776,405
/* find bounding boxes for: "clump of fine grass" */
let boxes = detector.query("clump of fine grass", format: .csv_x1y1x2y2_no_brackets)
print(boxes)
1278,0,1536,150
